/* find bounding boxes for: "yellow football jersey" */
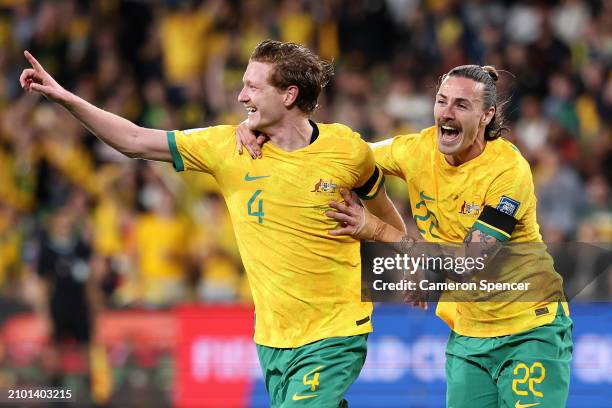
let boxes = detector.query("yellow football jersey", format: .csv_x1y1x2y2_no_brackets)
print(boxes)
168,122,383,347
374,126,567,337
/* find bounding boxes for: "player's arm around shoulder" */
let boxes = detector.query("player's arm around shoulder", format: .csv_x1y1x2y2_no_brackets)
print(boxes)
325,137,407,239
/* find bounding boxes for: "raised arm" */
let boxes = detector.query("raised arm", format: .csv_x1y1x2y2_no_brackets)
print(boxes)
20,51,171,162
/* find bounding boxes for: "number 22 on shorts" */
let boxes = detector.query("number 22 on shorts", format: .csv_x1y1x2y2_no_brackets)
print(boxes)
512,362,546,397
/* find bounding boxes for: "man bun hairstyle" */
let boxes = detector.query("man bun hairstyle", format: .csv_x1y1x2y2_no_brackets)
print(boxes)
482,65,499,82
250,39,334,114
441,64,508,140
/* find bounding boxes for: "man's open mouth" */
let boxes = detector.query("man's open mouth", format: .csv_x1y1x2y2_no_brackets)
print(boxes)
440,125,461,143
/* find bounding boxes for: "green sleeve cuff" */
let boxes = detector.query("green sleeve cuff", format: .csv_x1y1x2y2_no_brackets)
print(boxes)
167,131,184,172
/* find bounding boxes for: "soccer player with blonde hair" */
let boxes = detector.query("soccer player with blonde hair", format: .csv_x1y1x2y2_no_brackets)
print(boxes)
21,40,406,407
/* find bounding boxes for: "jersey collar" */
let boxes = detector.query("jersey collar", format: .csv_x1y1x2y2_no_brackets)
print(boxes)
309,120,319,145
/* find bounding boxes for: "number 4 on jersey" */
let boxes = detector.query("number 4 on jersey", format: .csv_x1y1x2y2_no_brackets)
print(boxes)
248,190,264,223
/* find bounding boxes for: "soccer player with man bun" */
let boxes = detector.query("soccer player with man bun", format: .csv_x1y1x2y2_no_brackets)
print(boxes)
329,65,573,408
21,40,406,407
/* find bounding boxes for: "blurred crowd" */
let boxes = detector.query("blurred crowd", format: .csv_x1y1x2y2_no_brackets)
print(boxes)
0,0,611,309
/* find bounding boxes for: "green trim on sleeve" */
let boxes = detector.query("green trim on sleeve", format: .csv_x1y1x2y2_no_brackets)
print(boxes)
473,220,511,242
167,131,184,172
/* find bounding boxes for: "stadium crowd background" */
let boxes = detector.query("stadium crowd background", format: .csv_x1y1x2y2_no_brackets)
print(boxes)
0,0,610,405
0,0,611,316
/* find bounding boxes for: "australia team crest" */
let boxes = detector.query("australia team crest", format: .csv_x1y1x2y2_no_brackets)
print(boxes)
458,200,482,216
311,178,337,194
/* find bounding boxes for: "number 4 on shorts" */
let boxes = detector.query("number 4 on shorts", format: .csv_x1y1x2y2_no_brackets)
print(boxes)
303,365,325,392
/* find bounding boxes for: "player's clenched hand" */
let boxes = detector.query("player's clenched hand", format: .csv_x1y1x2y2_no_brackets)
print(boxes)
236,120,268,159
20,51,67,103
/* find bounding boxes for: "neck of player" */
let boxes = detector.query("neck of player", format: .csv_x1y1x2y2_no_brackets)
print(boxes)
263,116,313,152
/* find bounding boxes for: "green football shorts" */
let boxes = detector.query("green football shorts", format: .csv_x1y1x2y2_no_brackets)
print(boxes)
445,305,573,408
256,334,368,408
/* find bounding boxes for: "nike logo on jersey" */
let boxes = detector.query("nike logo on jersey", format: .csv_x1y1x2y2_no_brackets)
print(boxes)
515,401,540,408
292,393,318,401
244,173,270,181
